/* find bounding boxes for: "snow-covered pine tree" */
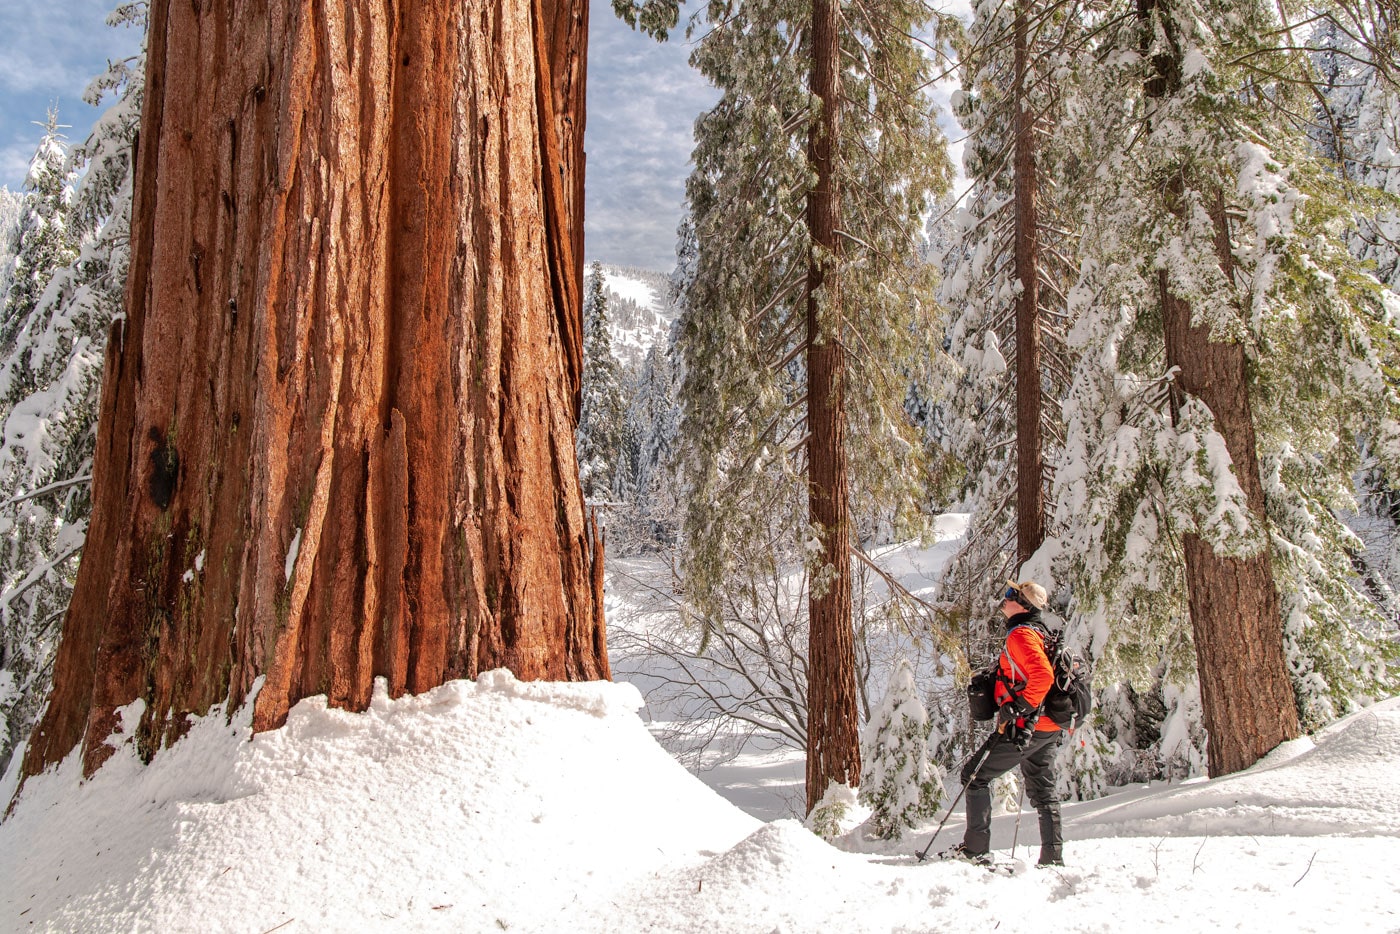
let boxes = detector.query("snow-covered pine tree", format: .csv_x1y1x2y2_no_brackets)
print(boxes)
0,111,81,405
617,335,683,549
858,658,944,840
1038,0,1399,777
0,2,146,775
804,780,858,841
0,116,82,775
579,261,628,502
937,0,1085,642
618,0,952,811
1311,12,1400,620
1312,10,1399,290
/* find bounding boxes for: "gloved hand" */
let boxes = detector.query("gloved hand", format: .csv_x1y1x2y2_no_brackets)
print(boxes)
997,702,1040,748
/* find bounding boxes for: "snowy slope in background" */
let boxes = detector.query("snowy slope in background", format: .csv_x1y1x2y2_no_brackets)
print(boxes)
587,264,676,367
3,676,1398,931
1067,701,1400,837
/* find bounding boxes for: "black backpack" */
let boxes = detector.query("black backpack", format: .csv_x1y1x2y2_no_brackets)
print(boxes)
965,625,1093,731
1039,628,1093,731
966,668,999,721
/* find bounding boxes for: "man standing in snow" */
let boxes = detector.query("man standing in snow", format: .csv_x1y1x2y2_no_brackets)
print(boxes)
944,580,1064,867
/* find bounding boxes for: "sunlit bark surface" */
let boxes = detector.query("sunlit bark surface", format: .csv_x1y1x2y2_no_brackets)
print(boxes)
22,0,607,782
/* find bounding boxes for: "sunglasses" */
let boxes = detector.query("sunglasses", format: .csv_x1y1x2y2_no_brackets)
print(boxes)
1003,588,1022,603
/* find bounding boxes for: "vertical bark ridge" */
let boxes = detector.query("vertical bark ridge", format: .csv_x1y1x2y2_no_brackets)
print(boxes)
532,0,584,416
1013,2,1045,566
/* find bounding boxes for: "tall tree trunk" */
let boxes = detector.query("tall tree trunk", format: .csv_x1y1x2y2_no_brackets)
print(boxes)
22,0,607,784
805,0,860,813
1142,0,1299,777
1012,1,1044,566
1158,195,1300,776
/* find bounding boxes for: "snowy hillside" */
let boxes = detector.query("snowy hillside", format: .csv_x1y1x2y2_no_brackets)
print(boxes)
586,263,676,366
2,671,1398,932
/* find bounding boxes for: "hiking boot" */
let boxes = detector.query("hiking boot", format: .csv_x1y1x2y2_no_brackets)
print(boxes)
939,843,992,866
1036,857,1064,867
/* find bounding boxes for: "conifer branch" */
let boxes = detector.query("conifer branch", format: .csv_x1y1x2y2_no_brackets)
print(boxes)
4,474,93,506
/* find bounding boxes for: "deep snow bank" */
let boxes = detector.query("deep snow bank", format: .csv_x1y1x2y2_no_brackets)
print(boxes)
1071,698,1400,837
4,680,1399,934
0,671,756,932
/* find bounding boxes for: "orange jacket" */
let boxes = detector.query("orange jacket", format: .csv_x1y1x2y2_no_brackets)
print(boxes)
994,618,1061,733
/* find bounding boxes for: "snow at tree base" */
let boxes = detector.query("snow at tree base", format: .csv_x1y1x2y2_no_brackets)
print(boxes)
2,669,1398,932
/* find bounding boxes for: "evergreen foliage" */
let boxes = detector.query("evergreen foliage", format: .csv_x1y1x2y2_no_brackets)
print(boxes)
618,337,684,549
0,111,80,401
1310,14,1399,290
858,658,944,840
803,779,857,840
579,261,629,502
0,189,24,302
1032,0,1400,765
667,0,951,622
937,0,1082,622
0,2,146,774
574,261,684,554
1312,12,1400,621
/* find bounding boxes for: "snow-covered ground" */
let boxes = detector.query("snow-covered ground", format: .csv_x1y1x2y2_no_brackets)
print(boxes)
4,515,1398,931
3,670,1399,932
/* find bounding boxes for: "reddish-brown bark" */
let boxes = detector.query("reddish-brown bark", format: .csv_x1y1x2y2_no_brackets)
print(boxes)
1159,205,1300,776
1012,2,1044,566
804,0,861,813
22,0,607,783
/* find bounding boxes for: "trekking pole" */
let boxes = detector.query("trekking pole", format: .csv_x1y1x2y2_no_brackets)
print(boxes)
915,731,999,862
1010,780,1026,859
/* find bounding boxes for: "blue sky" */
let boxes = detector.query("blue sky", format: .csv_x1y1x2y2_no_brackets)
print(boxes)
0,0,142,193
0,0,714,272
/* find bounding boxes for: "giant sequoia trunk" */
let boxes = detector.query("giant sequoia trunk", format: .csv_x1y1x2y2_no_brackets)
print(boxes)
22,0,607,783
1012,2,1045,566
804,0,861,813
1142,0,1299,776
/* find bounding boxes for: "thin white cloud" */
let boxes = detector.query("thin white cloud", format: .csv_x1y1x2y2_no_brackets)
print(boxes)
586,0,717,270
0,0,135,93
0,141,33,189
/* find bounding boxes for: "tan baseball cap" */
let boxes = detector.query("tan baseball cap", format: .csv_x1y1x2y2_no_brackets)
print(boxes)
1004,579,1048,610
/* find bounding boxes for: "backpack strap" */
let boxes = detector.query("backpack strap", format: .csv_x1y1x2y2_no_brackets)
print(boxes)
1001,623,1053,713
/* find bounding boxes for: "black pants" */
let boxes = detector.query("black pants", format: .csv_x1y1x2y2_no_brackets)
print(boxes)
960,729,1063,863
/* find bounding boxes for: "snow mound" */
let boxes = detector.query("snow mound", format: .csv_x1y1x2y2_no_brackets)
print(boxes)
473,666,644,716
1303,704,1400,763
1076,701,1400,837
696,820,839,889
582,819,896,933
1,672,756,933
